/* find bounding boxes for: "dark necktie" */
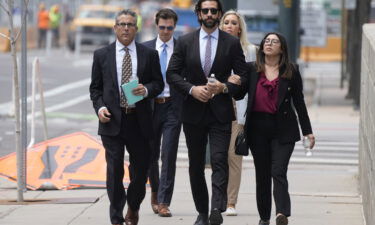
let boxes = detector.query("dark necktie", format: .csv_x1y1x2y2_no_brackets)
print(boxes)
120,47,132,107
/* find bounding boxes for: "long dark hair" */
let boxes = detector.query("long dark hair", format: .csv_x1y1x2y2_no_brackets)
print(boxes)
255,32,293,79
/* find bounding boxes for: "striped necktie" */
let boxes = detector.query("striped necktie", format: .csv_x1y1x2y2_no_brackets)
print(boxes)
203,34,211,77
120,47,132,107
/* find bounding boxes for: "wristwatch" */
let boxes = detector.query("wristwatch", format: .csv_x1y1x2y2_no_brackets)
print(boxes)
222,84,228,94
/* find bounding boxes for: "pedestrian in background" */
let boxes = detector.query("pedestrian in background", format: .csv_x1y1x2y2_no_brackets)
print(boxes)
49,5,62,47
167,0,248,224
89,9,164,225
141,8,182,217
37,3,49,48
219,9,257,217
229,32,315,225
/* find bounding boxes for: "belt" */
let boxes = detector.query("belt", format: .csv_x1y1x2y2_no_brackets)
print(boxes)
154,97,171,104
121,107,136,114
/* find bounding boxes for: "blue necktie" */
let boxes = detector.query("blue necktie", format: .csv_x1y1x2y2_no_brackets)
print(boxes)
160,43,168,80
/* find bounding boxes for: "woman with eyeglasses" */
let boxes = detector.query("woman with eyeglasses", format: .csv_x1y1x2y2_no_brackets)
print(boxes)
218,10,257,217
229,32,315,225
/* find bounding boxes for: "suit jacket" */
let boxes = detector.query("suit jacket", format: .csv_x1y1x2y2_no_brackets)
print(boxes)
89,42,164,138
240,62,313,144
166,29,248,124
141,38,183,120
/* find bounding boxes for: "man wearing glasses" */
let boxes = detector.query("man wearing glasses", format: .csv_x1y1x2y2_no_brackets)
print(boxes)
167,1,248,225
141,8,182,218
89,9,164,225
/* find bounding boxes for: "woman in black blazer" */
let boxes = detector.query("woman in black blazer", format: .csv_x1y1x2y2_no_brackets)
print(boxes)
230,32,315,225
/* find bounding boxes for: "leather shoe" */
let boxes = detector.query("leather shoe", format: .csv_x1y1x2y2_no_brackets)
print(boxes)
209,208,223,225
151,192,158,214
258,219,270,225
276,214,288,225
194,213,208,225
112,224,123,225
158,204,172,217
124,207,139,225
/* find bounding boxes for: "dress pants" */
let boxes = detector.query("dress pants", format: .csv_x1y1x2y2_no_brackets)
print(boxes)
101,112,151,224
248,112,294,221
183,107,231,214
149,100,182,204
227,121,243,205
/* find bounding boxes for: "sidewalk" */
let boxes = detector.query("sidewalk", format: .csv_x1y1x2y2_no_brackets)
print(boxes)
0,62,364,225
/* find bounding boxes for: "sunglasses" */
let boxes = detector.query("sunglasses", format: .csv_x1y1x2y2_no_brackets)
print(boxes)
201,8,218,15
116,22,136,28
159,26,174,31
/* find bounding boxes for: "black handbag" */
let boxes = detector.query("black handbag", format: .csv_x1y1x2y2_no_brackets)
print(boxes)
235,129,249,156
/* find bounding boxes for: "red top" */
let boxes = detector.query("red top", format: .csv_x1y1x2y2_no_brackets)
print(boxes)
252,73,279,114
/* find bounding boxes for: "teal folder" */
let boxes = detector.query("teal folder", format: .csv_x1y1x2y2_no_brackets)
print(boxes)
121,79,144,105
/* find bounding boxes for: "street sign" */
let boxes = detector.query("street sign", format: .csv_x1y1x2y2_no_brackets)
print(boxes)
301,8,327,47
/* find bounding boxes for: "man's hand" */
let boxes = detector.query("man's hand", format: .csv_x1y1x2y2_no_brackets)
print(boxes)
132,83,146,96
228,74,241,85
305,134,316,149
191,86,212,102
207,80,224,96
98,108,111,123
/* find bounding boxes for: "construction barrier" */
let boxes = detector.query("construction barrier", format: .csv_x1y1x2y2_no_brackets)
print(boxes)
0,27,10,52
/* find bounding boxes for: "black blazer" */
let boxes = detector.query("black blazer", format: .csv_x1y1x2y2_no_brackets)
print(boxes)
240,62,313,143
166,29,248,124
141,38,183,120
89,42,164,137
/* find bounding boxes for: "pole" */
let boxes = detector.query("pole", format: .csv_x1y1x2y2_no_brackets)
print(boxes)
278,0,300,63
21,0,28,194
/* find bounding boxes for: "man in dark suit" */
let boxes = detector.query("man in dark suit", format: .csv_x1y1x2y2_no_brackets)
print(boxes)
141,8,182,217
89,9,164,225
166,1,248,225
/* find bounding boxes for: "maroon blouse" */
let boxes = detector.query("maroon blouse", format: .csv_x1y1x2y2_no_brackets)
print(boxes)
252,73,279,114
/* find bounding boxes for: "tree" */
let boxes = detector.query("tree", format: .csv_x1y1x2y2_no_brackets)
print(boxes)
0,0,30,202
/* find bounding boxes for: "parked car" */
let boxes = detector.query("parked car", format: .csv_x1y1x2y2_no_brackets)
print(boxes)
67,4,123,51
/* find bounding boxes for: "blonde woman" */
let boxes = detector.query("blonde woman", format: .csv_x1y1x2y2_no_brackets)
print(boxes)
219,10,257,216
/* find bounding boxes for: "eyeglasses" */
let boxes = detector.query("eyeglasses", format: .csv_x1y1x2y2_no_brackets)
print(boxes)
264,38,280,45
158,26,174,31
201,8,218,15
116,22,136,28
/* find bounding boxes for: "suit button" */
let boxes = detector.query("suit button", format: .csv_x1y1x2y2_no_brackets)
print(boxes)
288,87,291,91
285,99,289,102
284,111,287,115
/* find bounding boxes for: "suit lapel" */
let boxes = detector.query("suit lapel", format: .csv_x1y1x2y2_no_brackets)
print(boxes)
193,29,206,77
136,43,145,79
108,42,119,91
210,30,224,76
277,78,289,108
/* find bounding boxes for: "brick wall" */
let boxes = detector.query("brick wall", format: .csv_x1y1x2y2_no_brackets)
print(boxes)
360,24,375,225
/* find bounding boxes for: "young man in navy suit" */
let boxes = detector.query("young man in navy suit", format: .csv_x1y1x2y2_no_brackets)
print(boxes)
142,8,182,218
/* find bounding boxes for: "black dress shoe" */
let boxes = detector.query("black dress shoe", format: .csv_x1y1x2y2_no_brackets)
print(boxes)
276,214,288,225
258,219,270,225
194,213,208,225
209,209,223,225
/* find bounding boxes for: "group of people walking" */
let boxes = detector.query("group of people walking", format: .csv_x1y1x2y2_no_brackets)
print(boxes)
89,0,315,225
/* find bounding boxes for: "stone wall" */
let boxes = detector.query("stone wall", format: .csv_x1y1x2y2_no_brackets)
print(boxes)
360,24,375,225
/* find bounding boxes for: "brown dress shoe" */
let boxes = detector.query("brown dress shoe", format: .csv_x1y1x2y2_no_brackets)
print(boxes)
158,204,172,217
151,192,158,214
124,207,139,225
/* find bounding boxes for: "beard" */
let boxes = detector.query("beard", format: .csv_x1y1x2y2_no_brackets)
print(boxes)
200,17,220,29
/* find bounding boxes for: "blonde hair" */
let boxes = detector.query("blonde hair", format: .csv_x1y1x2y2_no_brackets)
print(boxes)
219,10,251,56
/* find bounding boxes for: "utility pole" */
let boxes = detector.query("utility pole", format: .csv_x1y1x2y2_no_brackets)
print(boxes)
278,0,300,63
346,0,371,108
221,0,237,11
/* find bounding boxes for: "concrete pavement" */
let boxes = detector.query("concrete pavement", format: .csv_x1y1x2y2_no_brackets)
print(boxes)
0,62,364,225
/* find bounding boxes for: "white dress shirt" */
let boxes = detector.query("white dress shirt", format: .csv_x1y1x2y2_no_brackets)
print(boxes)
199,28,219,73
156,36,174,97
